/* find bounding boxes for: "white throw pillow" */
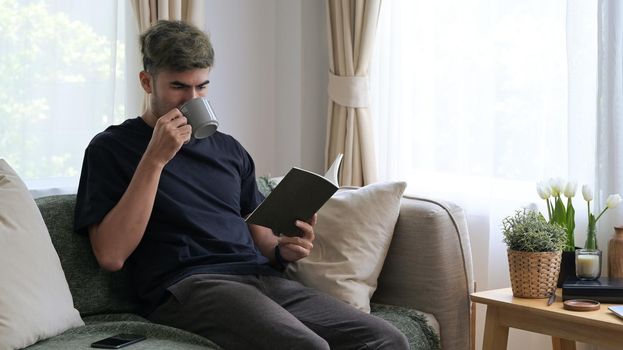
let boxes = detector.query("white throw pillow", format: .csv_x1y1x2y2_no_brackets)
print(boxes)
0,159,83,349
286,181,407,313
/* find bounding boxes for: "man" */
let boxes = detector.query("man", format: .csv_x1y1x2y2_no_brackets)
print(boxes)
74,20,408,350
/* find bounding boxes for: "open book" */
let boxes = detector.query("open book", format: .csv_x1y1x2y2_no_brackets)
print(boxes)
246,154,343,236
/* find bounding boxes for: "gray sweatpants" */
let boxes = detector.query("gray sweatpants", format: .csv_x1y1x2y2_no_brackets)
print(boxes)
147,274,409,350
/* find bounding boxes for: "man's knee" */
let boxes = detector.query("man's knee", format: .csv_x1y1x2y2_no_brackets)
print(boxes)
289,333,330,350
268,320,330,350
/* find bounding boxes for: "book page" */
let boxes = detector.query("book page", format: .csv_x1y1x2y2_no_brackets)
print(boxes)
323,153,343,187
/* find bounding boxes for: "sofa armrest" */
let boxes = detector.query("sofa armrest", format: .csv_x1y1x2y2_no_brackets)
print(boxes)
372,195,474,350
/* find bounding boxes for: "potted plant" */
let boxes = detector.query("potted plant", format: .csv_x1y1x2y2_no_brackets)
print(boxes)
502,209,566,298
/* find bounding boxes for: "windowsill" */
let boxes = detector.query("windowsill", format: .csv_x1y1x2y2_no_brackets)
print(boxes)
25,177,78,199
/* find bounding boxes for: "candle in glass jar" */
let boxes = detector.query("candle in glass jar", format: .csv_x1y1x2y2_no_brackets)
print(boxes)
576,254,600,277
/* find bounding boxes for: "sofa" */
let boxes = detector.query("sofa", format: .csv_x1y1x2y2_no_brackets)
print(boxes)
25,193,473,349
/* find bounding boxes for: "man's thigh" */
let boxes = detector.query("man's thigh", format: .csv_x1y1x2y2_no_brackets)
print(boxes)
148,274,328,350
262,275,409,350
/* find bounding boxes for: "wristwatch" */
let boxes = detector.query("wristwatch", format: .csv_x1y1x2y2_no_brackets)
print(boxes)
274,245,289,270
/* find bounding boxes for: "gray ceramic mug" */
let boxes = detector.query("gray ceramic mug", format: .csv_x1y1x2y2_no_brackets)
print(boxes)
179,97,219,139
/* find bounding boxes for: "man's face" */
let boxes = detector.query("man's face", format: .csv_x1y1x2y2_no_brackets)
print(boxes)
142,68,211,120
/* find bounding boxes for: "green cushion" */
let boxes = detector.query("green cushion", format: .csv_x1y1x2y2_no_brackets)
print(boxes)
371,303,440,350
256,176,279,197
25,319,221,349
35,195,138,316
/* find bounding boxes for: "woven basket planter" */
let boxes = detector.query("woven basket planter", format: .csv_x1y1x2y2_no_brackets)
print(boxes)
507,249,562,298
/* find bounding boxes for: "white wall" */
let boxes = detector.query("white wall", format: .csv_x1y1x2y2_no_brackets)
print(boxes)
202,0,327,177
298,0,328,175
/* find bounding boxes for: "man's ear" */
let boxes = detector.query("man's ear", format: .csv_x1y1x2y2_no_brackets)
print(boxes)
139,71,153,94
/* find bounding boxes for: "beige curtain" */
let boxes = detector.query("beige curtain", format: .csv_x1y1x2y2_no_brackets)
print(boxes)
325,0,381,186
131,0,205,32
130,0,205,112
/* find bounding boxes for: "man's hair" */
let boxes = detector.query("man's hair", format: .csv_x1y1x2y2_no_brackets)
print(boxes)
140,20,214,75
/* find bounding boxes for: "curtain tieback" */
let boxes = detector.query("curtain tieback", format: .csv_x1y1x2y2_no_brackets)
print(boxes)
328,73,370,108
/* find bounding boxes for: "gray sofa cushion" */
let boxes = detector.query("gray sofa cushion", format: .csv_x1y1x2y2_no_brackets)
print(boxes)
35,195,137,316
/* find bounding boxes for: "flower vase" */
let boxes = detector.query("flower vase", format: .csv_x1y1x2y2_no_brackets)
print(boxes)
584,221,598,250
608,226,623,278
576,223,602,280
557,248,579,287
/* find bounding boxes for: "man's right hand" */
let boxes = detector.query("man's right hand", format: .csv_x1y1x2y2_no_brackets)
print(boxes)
144,109,192,166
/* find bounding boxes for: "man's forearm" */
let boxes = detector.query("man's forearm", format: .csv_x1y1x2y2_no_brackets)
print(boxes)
248,224,279,263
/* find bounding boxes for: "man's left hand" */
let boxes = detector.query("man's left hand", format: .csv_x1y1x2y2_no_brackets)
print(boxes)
277,214,317,262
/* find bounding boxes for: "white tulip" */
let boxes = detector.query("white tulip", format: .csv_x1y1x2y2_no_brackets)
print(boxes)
582,185,593,202
563,181,577,198
549,177,564,197
606,194,622,209
536,181,551,200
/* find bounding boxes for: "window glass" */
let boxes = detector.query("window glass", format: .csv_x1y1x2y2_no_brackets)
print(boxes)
0,0,139,189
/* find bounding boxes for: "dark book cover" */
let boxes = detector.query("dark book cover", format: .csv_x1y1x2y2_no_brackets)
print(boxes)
246,155,342,237
562,277,623,303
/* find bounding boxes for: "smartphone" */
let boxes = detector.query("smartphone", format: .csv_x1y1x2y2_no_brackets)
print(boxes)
91,334,146,349
608,305,623,320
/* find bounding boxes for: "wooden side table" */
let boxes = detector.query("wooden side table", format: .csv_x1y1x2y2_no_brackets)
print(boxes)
471,288,623,350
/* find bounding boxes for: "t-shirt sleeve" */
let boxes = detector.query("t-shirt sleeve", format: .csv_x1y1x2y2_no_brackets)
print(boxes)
239,148,265,218
73,142,129,235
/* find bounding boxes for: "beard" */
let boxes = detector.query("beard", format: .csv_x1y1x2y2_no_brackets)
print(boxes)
148,87,178,120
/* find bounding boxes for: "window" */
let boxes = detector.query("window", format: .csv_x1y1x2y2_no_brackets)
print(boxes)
370,0,597,291
371,0,596,198
0,0,140,192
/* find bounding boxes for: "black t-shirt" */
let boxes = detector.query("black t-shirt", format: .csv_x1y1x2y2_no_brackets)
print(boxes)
74,117,278,315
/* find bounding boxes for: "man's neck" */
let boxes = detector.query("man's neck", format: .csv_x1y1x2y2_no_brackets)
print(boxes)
141,110,157,128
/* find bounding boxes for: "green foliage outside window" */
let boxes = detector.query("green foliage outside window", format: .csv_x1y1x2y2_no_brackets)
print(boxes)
0,0,126,180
